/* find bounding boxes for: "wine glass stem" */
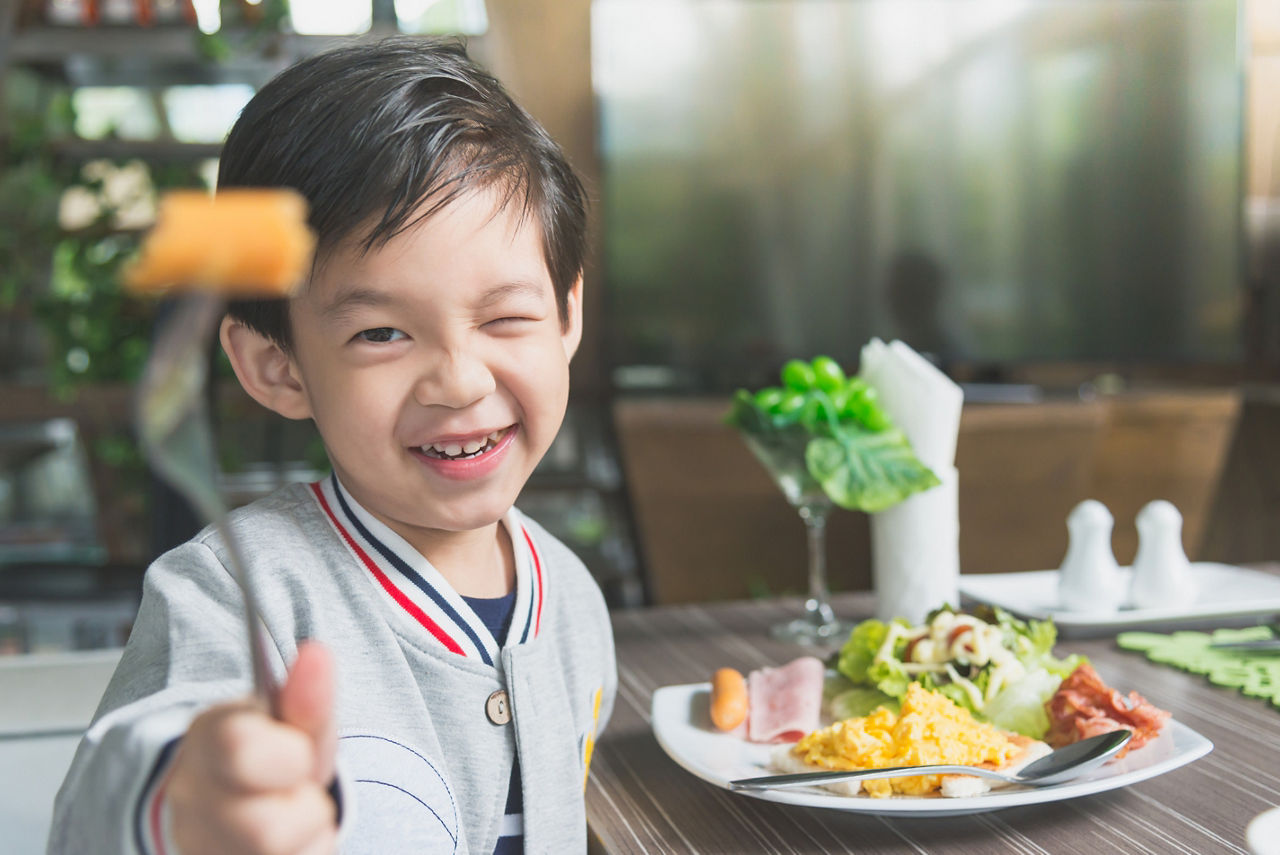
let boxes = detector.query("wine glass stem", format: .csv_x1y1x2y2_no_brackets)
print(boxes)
799,504,836,626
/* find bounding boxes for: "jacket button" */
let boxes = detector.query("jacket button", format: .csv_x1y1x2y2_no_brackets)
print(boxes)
486,689,512,725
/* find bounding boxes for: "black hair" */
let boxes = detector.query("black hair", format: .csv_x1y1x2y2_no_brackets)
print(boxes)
218,36,587,349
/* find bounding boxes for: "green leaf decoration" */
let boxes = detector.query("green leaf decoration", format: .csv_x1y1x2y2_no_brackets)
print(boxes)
727,357,939,512
805,428,940,512
1117,627,1280,708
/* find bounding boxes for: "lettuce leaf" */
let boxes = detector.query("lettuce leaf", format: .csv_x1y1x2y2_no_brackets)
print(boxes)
805,429,940,513
830,687,900,720
836,619,891,685
930,679,978,714
983,668,1063,738
867,658,913,698
992,606,1088,679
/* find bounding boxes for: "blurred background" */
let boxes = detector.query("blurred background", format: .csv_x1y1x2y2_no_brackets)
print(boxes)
1,0,1278,654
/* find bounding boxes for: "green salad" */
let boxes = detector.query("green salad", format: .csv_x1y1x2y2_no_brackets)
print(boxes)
828,606,1086,739
724,355,939,512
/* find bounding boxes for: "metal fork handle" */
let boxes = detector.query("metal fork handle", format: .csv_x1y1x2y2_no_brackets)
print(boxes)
138,294,278,715
214,516,279,716
729,763,1014,790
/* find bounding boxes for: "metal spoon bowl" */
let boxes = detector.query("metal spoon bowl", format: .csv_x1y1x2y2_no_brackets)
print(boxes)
729,729,1133,791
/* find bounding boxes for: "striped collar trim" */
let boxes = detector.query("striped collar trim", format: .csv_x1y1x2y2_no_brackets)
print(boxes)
309,475,545,665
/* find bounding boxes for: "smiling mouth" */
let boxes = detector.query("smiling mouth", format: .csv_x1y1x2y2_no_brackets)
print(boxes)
418,427,513,461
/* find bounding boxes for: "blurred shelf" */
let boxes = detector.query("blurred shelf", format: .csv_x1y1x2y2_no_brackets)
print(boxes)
0,382,134,424
6,24,281,87
7,22,406,65
0,543,106,567
0,381,279,425
50,138,223,161
7,25,203,62
0,561,143,601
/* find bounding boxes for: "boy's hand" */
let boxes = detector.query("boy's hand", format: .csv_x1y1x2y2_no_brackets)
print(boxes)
167,641,339,855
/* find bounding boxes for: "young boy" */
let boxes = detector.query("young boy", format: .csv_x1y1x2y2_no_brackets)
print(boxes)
49,37,616,855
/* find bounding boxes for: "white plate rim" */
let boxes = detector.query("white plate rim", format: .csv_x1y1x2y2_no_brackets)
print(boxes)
957,563,1280,629
651,682,1213,817
1247,806,1280,855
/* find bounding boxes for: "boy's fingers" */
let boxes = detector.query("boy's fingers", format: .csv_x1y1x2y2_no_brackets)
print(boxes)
295,831,340,855
194,707,315,792
294,829,340,855
220,784,338,855
278,640,338,785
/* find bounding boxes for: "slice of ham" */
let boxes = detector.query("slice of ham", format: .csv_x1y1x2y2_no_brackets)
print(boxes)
747,656,825,743
1045,662,1170,758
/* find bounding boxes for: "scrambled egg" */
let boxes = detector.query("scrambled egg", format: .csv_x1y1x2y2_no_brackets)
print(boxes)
792,683,1015,798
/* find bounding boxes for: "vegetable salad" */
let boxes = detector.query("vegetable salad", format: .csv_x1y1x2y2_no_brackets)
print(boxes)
831,606,1086,739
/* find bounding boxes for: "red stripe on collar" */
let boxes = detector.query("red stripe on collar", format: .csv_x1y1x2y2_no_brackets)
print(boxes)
522,526,544,637
310,482,466,656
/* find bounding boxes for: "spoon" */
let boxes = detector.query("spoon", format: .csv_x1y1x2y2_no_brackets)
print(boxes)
729,729,1132,791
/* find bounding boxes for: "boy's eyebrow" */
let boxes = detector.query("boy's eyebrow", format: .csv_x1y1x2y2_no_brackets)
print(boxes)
474,281,550,309
320,280,548,320
320,286,396,320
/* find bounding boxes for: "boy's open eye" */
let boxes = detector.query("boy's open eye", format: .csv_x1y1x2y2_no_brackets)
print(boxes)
355,327,406,344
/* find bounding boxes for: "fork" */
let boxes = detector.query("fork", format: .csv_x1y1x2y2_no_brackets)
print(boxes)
136,293,278,714
1207,625,1280,652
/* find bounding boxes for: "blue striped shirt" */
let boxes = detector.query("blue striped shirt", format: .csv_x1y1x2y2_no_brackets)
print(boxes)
462,590,524,855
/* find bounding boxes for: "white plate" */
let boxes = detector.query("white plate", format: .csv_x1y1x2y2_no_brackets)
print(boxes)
651,683,1212,817
958,563,1280,637
1247,806,1280,855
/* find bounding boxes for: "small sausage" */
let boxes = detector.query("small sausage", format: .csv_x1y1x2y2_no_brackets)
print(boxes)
710,667,749,731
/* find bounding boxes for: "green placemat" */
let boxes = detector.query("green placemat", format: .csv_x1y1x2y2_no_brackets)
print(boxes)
1117,626,1280,708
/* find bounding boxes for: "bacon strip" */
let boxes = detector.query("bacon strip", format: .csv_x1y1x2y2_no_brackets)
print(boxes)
1045,662,1170,758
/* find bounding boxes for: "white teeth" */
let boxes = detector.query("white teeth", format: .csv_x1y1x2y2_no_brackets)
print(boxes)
419,428,508,460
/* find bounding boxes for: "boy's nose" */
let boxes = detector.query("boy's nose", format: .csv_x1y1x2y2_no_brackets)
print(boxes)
414,349,496,409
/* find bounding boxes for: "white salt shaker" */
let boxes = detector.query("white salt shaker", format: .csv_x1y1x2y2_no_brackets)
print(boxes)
1128,500,1197,609
1057,500,1125,612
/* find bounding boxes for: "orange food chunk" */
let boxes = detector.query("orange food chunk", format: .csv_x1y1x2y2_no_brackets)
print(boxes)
124,189,315,296
710,667,749,731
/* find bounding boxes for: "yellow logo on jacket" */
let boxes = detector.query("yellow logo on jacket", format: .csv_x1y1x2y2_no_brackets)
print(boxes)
583,686,602,789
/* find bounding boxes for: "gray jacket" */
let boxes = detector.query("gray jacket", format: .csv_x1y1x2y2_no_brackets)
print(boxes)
49,477,616,854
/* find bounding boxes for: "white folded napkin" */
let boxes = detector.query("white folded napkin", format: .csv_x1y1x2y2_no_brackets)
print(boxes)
872,465,960,623
861,339,965,622
859,338,963,470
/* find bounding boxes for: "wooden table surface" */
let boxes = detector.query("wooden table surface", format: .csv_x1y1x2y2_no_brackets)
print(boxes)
586,582,1280,854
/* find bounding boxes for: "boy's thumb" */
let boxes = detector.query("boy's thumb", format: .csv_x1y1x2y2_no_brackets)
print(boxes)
278,639,338,785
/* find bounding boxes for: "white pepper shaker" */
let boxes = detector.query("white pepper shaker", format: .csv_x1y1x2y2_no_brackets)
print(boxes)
1128,500,1197,609
1057,499,1125,612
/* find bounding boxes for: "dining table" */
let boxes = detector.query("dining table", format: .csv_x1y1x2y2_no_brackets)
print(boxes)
585,570,1280,854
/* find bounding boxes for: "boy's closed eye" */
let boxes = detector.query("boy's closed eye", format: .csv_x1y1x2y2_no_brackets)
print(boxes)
483,314,541,329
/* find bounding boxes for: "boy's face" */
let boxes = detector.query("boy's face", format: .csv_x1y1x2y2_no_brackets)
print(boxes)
283,187,581,545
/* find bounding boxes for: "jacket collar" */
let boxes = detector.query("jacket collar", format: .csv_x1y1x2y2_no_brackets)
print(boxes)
310,474,545,665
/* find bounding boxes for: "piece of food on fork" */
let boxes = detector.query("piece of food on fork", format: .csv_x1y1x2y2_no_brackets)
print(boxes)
123,188,315,296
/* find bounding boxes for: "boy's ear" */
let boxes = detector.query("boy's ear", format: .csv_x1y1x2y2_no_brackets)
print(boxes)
219,316,313,420
561,275,584,361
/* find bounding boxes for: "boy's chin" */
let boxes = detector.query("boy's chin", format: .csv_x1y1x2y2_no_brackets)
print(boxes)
423,500,517,534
